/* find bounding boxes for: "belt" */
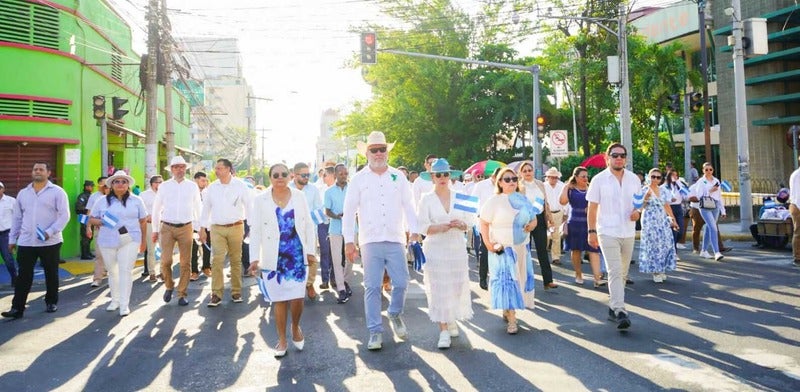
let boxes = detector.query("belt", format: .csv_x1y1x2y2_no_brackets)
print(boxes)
162,221,191,228
213,220,243,228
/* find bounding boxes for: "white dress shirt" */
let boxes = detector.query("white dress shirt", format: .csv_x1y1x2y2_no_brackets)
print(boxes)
586,168,642,238
10,181,70,246
200,178,252,228
151,177,201,232
342,166,418,245
690,176,726,215
790,168,800,206
0,194,16,231
412,177,434,207
544,181,565,211
139,189,156,215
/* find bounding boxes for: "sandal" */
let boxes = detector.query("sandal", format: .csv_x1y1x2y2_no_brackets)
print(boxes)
502,310,509,322
507,320,518,335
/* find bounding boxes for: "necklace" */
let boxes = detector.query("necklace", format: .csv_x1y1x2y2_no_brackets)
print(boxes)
272,189,291,208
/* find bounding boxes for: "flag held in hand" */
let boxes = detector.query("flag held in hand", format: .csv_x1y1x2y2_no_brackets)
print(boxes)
720,180,732,192
36,226,47,241
78,214,89,224
632,190,645,209
410,241,426,271
310,208,326,225
531,196,545,215
101,212,119,228
154,245,162,261
453,193,479,214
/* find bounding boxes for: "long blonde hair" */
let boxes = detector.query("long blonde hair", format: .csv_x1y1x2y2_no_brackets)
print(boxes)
494,167,523,194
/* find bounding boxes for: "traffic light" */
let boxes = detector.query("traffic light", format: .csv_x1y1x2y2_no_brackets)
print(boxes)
111,96,129,120
690,92,703,112
361,32,377,64
668,94,681,113
92,95,105,119
536,114,546,131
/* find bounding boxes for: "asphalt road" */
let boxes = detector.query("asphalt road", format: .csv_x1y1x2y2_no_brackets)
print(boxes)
1,241,799,391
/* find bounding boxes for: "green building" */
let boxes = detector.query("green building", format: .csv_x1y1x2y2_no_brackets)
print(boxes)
0,0,193,257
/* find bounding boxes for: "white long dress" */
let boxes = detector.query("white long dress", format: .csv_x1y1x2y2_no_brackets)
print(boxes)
417,190,474,323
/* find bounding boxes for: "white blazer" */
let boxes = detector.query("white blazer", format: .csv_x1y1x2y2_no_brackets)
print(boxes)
248,187,316,270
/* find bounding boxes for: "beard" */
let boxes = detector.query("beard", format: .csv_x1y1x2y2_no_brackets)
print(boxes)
368,158,388,170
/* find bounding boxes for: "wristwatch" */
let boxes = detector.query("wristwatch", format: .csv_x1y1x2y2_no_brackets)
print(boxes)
588,229,597,234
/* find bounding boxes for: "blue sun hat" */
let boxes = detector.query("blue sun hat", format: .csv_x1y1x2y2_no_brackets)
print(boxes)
419,158,464,181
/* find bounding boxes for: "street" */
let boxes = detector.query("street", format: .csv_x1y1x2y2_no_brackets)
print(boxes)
1,240,799,391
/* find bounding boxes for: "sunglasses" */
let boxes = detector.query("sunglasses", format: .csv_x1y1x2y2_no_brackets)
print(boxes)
271,172,289,179
650,175,661,180
501,177,519,183
433,172,450,178
298,173,310,178
521,169,533,173
704,168,713,172
112,180,128,185
610,152,627,159
369,147,387,154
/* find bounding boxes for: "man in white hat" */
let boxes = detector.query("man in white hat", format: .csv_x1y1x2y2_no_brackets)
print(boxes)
151,155,202,306
544,167,566,263
343,131,420,350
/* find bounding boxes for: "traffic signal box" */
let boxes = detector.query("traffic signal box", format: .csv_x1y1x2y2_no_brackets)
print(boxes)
361,32,377,64
92,95,106,119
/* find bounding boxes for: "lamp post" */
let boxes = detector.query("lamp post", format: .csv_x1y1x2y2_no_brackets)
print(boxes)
729,0,753,231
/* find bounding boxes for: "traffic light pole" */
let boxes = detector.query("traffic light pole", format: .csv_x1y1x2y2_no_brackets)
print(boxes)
380,49,544,178
100,118,108,175
730,0,753,231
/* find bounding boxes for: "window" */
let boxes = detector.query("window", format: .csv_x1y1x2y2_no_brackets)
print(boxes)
0,0,59,50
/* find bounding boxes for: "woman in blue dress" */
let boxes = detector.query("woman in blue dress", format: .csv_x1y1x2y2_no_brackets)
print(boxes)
248,163,318,357
558,166,605,287
638,168,679,282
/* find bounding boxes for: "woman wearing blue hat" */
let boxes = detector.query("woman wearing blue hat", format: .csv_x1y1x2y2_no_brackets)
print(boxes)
417,158,473,349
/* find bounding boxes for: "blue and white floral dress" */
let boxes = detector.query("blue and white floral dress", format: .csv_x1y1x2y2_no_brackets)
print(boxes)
638,188,677,274
259,200,307,302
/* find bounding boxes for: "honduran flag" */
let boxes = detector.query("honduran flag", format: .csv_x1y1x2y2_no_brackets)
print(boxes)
679,184,690,197
764,199,777,209
531,196,545,215
78,214,89,224
310,208,326,225
454,193,479,214
101,212,119,229
632,190,645,209
720,180,732,192
36,226,47,241
154,245,162,261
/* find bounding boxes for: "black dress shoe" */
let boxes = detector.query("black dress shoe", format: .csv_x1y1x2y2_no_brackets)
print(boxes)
46,304,58,313
163,289,173,303
721,247,733,253
80,255,93,260
479,279,488,291
2,309,23,319
625,279,634,285
178,297,189,306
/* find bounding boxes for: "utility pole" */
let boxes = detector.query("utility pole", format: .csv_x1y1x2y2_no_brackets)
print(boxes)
618,1,632,171
161,0,175,164
683,87,692,183
246,95,273,174
697,0,713,164
730,0,753,231
144,0,159,182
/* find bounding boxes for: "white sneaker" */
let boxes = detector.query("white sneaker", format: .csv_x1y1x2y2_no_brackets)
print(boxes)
698,251,712,259
106,301,119,311
367,332,382,350
714,252,724,261
389,314,408,340
91,280,102,288
119,307,130,317
652,274,663,283
437,330,451,349
661,273,668,281
447,322,459,337
676,243,687,250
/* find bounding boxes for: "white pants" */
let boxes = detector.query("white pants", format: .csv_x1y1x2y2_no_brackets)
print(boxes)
329,234,353,293
145,223,158,274
597,235,634,314
100,241,139,310
548,210,565,260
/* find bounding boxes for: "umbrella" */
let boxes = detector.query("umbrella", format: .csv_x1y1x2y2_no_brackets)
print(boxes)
465,160,506,177
581,153,607,169
506,160,532,173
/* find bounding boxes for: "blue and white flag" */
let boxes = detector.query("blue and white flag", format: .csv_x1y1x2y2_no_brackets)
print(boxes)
764,200,777,209
531,196,545,215
453,193,479,214
78,214,89,224
154,245,162,261
101,212,119,228
36,226,47,241
632,190,645,209
720,180,732,192
679,184,690,197
310,208,326,225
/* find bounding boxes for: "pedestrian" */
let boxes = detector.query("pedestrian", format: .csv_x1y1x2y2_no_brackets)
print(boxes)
316,165,336,291
2,162,70,319
471,167,500,290
416,158,473,348
689,163,726,261
638,168,679,282
412,154,437,207
689,162,700,184
790,159,800,266
190,171,211,281
558,166,604,287
87,176,108,287
88,170,147,316
342,131,420,351
543,167,566,264
200,159,252,307
586,143,641,330
479,166,537,334
324,163,353,304
139,175,162,281
518,161,558,290
75,180,94,260
0,181,19,287
151,155,202,307
289,162,323,300
661,169,687,250
248,163,317,357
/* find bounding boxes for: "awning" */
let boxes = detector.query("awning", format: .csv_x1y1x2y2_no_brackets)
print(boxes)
175,145,202,157
106,121,146,139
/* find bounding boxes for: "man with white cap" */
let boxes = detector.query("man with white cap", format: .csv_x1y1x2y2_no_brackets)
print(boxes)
0,181,18,287
151,155,202,307
543,167,566,263
343,131,420,350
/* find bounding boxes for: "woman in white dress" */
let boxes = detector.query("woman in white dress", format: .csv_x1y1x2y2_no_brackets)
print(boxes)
417,159,473,349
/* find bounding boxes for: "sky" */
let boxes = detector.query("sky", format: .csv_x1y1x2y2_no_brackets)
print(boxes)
109,0,680,164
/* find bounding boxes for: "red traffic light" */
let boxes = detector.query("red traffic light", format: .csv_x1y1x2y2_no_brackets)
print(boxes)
363,33,375,45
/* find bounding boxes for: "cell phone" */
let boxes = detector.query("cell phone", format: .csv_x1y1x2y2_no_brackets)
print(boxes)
118,227,129,235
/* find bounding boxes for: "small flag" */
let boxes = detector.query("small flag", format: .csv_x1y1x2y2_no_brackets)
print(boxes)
36,226,47,241
531,196,545,215
764,200,777,209
679,185,690,197
101,212,119,228
310,208,326,225
410,241,426,272
78,214,89,224
154,245,162,261
454,193,479,214
632,190,645,209
720,180,732,192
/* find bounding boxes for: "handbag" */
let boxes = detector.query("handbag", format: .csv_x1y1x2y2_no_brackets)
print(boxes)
700,196,717,210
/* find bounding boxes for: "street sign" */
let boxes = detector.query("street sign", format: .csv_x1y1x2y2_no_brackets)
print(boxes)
549,130,568,158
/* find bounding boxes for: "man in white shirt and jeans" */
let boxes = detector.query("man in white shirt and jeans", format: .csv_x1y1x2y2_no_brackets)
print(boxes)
586,143,641,330
343,131,420,350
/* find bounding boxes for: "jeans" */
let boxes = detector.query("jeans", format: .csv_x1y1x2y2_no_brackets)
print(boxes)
669,204,684,246
0,229,18,279
362,242,407,333
12,243,61,311
699,206,721,254
318,223,332,284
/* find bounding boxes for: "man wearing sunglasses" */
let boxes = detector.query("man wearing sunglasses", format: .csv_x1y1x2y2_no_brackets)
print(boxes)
586,143,641,330
290,162,324,300
343,131,420,351
412,154,437,208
